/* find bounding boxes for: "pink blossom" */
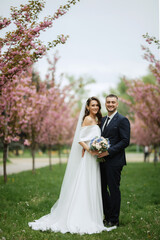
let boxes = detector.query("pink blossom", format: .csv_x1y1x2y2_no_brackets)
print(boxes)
24,139,30,146
60,35,66,43
12,136,20,142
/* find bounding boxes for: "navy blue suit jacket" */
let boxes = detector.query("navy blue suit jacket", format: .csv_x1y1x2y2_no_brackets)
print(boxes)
101,112,130,166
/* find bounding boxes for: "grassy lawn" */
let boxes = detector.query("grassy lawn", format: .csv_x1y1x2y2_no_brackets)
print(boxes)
0,163,160,240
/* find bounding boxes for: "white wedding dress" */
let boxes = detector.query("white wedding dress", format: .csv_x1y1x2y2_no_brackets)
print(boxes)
28,125,116,234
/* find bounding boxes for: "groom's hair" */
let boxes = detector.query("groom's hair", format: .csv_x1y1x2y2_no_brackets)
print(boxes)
106,94,118,100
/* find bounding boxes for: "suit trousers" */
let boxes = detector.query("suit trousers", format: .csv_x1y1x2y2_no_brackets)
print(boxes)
100,163,123,223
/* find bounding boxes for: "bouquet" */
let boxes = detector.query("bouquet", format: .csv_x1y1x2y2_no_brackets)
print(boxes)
90,136,110,162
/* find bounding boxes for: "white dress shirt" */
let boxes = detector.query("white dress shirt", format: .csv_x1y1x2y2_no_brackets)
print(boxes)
102,110,117,132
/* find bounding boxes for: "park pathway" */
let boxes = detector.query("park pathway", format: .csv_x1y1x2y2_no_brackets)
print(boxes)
0,153,154,176
0,157,67,176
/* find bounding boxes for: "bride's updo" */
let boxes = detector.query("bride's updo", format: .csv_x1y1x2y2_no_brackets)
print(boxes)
83,97,102,126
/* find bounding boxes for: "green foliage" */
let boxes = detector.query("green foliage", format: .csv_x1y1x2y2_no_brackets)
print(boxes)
126,144,144,153
142,72,156,85
66,74,96,111
0,163,160,240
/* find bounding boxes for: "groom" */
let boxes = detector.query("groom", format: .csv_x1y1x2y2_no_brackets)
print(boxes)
98,94,130,227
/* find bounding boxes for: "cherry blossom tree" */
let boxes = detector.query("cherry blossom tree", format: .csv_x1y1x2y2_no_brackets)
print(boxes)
130,115,154,146
37,54,77,168
121,34,160,161
38,94,76,168
21,80,51,173
0,0,80,182
0,71,37,181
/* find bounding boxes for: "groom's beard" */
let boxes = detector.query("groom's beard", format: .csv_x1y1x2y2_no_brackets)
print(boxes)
107,109,117,114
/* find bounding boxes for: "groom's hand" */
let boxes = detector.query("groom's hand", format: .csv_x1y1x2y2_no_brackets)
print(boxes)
98,151,109,158
90,150,99,156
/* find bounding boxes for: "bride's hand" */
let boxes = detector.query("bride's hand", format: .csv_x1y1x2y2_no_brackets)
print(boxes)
82,148,85,157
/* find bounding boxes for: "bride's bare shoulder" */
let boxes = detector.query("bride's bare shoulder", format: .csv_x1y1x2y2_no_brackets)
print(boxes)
82,116,94,127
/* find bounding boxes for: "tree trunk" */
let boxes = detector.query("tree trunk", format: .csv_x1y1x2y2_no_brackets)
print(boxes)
15,147,19,156
58,145,62,165
153,146,158,166
31,147,36,174
3,143,8,183
48,146,52,170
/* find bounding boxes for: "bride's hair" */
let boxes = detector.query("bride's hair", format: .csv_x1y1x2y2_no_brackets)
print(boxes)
83,97,102,126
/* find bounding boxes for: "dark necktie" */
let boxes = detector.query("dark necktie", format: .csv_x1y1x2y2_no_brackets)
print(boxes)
102,117,110,132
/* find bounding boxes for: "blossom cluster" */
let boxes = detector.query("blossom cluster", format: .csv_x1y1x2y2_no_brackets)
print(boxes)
0,0,79,88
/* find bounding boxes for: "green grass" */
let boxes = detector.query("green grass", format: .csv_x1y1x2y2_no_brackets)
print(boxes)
0,163,160,240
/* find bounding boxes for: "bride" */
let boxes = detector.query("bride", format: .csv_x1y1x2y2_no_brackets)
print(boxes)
28,97,116,234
